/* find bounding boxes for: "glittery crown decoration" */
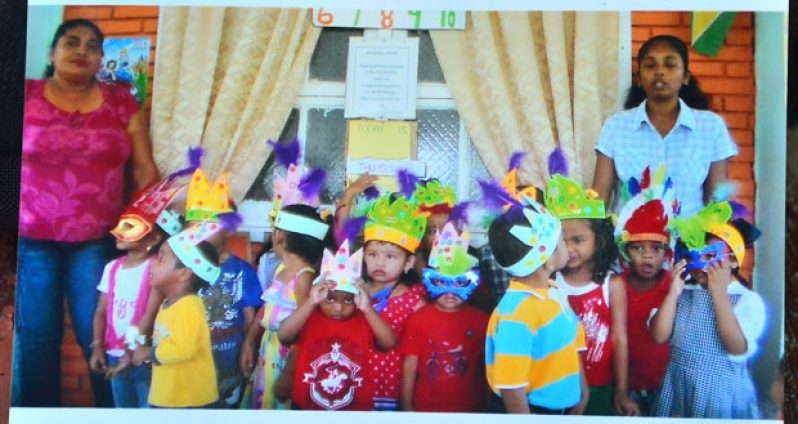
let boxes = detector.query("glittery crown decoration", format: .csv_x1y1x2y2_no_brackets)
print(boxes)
544,175,605,220
501,152,540,203
503,200,562,277
315,240,363,295
363,194,427,253
614,165,677,258
167,220,223,283
267,139,326,225
429,222,478,276
156,208,183,236
185,169,232,223
412,179,456,214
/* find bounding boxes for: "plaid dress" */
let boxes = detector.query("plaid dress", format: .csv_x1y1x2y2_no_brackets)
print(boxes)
653,287,760,419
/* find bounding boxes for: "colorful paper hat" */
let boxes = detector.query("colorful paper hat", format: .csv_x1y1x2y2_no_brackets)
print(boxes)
423,222,480,300
156,208,183,236
412,179,456,215
669,200,755,264
167,221,223,283
314,239,363,295
111,180,182,242
503,199,562,277
273,209,330,241
614,165,677,258
544,175,605,220
185,169,232,223
502,152,541,204
363,194,427,253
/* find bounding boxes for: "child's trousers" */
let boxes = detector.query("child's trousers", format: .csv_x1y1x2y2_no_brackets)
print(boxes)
108,356,152,408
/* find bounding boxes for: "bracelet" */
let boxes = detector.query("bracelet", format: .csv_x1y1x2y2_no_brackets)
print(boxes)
89,340,102,349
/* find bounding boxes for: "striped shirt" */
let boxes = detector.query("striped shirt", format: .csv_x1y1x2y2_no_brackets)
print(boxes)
596,99,738,217
485,280,587,410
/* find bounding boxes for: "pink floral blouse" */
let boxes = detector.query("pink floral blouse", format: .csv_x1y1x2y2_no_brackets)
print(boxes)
20,79,139,242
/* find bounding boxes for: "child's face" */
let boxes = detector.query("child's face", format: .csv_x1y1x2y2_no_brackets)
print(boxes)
435,292,464,311
150,242,181,290
562,219,596,272
687,235,736,285
423,212,450,251
364,241,413,284
547,235,570,273
318,289,356,320
626,240,667,280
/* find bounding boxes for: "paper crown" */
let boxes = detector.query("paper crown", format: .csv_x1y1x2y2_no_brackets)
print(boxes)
503,199,562,277
111,180,183,242
364,194,427,253
544,175,606,220
273,209,330,241
412,179,456,214
502,152,541,204
185,169,232,223
156,209,183,237
669,201,752,264
614,165,677,258
167,220,224,283
428,222,478,276
314,240,363,295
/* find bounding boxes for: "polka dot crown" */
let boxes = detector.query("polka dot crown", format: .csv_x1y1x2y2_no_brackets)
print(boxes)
167,220,222,284
544,174,606,220
501,201,563,277
185,168,233,223
412,179,456,213
314,239,363,295
363,194,428,253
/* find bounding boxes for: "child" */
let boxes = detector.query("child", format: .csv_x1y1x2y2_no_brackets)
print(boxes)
399,221,489,412
184,168,263,408
651,201,765,419
241,140,330,409
482,191,588,415
613,166,676,416
544,150,634,416
144,221,221,408
362,191,429,410
89,177,182,408
278,240,396,410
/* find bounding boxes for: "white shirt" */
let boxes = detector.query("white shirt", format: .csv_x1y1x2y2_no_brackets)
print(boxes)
97,259,150,357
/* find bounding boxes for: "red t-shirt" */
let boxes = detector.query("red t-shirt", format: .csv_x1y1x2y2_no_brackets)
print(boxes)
399,304,489,412
624,270,672,391
292,309,375,411
563,282,614,386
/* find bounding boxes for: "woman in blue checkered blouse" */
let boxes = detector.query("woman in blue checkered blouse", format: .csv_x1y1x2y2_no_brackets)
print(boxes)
591,35,738,217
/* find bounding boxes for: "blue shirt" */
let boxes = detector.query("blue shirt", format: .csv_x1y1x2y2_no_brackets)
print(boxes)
596,99,738,217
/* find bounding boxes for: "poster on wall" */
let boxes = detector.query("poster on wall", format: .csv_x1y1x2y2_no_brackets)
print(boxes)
345,119,423,191
97,37,150,105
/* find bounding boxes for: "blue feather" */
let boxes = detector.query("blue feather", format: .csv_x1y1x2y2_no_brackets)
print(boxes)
298,168,326,200
547,147,569,177
168,147,204,179
267,138,301,169
628,177,640,197
508,151,526,172
397,169,419,199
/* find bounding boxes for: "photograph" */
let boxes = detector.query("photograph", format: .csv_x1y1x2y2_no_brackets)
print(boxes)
3,0,788,423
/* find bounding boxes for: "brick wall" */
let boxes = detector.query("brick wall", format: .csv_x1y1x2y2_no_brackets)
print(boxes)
632,12,757,276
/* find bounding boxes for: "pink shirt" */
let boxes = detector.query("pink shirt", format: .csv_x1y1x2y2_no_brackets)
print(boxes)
20,79,138,242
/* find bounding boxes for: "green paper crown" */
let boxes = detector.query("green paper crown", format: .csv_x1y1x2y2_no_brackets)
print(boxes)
544,174,606,219
412,180,456,212
429,223,478,276
668,201,732,250
364,194,427,253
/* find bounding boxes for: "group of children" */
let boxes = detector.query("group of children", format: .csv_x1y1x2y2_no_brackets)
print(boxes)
88,141,775,419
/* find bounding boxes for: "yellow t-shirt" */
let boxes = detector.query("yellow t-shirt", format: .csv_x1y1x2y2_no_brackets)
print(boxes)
149,294,218,407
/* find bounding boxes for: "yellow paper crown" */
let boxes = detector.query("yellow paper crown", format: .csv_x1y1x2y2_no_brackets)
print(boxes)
185,169,232,222
364,194,428,253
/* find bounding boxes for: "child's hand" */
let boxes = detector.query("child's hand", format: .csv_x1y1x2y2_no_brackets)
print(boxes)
240,342,255,379
105,351,131,380
354,280,373,312
706,259,733,295
131,344,150,366
669,260,688,297
273,371,293,403
308,281,331,305
614,392,641,416
569,395,589,415
89,347,107,374
345,174,379,197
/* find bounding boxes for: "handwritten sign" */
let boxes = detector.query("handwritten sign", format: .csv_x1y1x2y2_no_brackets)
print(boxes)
345,38,418,120
313,9,466,30
346,120,419,191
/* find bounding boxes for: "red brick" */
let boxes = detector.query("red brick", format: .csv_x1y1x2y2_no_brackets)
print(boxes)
725,29,754,46
726,63,752,78
681,12,693,26
61,375,80,391
142,18,159,33
650,26,690,42
62,357,89,376
724,95,755,112
62,342,84,359
715,46,754,62
731,12,753,29
729,162,754,181
700,78,754,95
633,12,682,26
709,95,723,111
690,61,725,77
748,114,757,128
64,6,113,20
730,129,754,146
730,146,755,163
632,26,651,42
113,6,160,18
720,112,750,129
97,19,142,35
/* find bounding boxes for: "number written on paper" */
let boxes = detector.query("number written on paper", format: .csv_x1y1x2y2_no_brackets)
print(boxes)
313,9,466,30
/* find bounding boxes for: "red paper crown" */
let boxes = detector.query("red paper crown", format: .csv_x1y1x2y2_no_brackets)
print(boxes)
111,180,182,242
622,200,669,244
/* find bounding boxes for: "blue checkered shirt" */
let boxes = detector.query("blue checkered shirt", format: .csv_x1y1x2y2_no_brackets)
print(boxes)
596,99,738,217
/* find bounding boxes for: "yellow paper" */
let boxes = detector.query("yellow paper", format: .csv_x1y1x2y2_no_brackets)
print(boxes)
346,120,417,191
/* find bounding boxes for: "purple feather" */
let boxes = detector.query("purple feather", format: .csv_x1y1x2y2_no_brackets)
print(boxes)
267,138,301,169
729,201,751,220
447,201,473,226
508,151,526,172
363,186,380,200
397,168,419,199
298,168,326,200
168,147,204,179
628,177,640,197
340,216,368,244
217,212,243,232
478,178,521,212
547,147,569,177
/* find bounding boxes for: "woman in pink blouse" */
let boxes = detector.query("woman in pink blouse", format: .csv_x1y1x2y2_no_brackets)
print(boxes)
13,18,158,406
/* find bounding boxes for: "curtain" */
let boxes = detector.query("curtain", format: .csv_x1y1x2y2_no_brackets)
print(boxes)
430,11,620,187
151,7,321,201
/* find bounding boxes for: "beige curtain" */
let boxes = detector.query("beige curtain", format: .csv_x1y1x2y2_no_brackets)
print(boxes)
151,7,321,201
430,11,620,187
